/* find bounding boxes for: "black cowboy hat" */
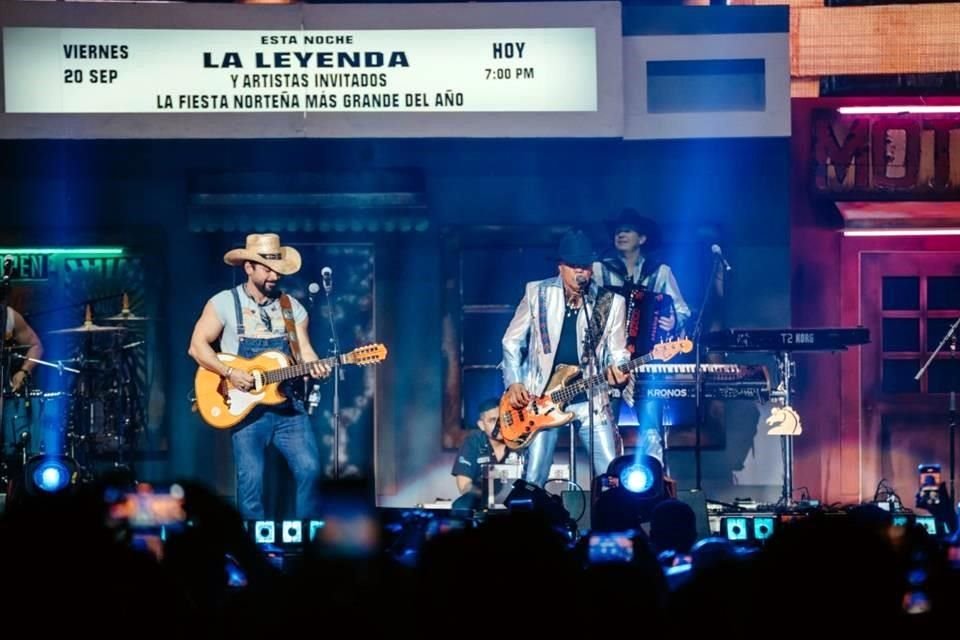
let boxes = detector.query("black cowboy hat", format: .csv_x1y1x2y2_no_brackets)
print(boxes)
608,208,662,250
554,230,597,266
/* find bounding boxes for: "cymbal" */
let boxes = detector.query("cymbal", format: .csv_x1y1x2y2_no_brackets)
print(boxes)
49,323,126,335
106,293,149,322
104,313,150,322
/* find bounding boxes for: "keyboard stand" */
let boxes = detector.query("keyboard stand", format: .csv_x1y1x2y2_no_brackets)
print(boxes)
774,351,797,508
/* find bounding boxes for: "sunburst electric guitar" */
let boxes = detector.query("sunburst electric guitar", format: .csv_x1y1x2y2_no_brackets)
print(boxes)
497,339,693,450
195,344,388,429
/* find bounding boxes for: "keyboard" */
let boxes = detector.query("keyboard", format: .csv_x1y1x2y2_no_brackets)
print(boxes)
633,364,771,401
704,327,870,352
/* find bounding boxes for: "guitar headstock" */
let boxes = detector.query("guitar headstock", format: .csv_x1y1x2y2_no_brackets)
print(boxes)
651,338,693,362
343,343,388,366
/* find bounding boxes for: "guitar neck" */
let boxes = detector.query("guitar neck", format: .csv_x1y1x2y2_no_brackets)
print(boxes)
263,355,341,385
549,352,659,406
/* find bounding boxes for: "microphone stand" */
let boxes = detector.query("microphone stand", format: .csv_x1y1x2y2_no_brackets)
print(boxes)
915,315,960,511
322,283,344,480
578,280,600,509
692,253,722,491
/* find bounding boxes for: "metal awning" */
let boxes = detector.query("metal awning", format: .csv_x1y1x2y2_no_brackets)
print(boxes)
836,201,960,230
187,171,429,233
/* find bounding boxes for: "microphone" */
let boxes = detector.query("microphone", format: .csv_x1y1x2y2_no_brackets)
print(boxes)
575,275,590,292
711,244,732,272
321,267,333,294
307,282,321,305
2,255,13,282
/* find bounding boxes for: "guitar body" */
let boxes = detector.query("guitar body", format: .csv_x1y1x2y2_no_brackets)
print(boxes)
498,364,581,450
195,351,291,429
194,343,387,430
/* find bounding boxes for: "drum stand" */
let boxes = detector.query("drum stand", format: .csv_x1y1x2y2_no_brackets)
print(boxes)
0,341,10,486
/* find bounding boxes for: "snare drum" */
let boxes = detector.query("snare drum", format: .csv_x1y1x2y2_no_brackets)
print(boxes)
1,390,68,458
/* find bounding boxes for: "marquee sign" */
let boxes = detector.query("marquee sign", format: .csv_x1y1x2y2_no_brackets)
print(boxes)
812,110,960,199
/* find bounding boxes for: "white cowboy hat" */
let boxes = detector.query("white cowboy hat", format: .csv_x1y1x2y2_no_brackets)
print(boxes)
223,233,302,276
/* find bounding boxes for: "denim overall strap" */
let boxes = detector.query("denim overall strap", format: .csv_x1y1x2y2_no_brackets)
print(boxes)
230,286,245,337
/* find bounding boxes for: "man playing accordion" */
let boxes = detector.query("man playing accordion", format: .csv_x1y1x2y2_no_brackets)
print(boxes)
593,209,691,462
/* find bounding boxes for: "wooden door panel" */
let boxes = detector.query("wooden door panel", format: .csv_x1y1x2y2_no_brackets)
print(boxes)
860,251,960,499
878,412,951,500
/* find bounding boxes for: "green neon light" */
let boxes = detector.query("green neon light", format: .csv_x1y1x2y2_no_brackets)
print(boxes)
0,247,125,255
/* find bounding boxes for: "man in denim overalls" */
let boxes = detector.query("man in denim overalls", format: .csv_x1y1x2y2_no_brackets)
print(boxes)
189,233,330,520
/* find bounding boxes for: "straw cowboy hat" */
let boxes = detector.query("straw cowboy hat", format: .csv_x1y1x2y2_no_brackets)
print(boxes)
223,233,302,276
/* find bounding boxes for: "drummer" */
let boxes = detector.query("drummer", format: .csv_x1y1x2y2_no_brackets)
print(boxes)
3,304,43,392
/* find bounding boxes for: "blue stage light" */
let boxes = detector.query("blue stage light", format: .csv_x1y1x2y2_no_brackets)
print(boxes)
281,520,303,544
722,516,749,541
253,520,275,544
606,454,663,499
25,455,76,495
753,516,776,540
592,455,666,530
620,464,654,494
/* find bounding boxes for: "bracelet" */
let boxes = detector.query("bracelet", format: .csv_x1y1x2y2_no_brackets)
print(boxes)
224,366,234,378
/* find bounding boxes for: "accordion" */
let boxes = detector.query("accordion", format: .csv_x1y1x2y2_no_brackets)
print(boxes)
624,286,675,357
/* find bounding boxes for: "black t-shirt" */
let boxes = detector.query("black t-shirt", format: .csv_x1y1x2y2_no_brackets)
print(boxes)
451,430,508,484
551,309,585,403
552,309,581,373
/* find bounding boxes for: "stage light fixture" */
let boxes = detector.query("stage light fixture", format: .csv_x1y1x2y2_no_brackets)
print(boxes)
915,515,938,536
309,519,325,541
721,517,749,541
607,454,664,499
281,520,303,544
591,455,667,531
24,455,77,495
720,514,779,542
621,464,654,494
254,520,275,544
752,516,776,540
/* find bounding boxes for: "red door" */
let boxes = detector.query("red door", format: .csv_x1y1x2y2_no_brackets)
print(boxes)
860,252,960,502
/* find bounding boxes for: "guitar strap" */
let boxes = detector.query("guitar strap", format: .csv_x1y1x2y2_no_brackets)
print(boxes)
590,288,623,432
279,294,302,365
590,288,614,343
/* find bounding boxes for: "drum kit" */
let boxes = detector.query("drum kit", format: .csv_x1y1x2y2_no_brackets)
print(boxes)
1,294,149,489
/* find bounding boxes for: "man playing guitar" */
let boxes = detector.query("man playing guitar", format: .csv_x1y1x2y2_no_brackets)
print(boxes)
500,230,631,487
188,233,331,520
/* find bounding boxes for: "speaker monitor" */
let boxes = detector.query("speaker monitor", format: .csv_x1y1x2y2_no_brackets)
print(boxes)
676,489,711,541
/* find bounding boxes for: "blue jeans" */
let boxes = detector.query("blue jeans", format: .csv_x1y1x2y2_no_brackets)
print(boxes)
232,409,322,520
632,398,666,462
